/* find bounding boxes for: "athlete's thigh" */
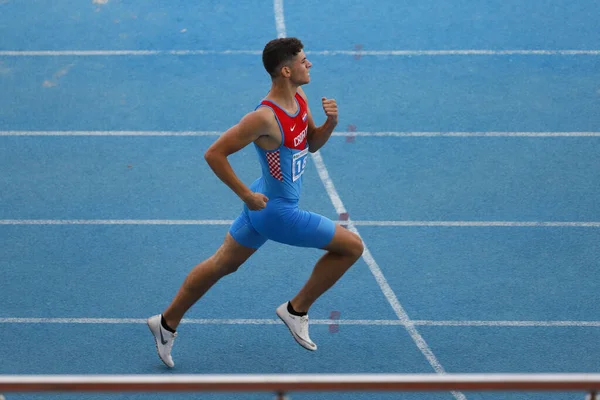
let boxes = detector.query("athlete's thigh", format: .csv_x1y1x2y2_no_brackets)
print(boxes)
228,208,268,250
257,206,336,249
296,209,337,248
214,232,259,266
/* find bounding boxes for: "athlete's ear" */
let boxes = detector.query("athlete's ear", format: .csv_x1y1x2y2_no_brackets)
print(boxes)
281,65,292,78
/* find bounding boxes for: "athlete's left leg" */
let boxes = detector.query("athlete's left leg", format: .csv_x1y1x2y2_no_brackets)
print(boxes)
289,223,363,313
261,209,363,351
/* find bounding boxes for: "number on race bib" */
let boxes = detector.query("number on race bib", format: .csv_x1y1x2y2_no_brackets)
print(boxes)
292,148,309,182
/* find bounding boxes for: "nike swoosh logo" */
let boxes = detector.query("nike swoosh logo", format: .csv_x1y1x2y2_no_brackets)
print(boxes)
291,124,296,131
159,328,168,345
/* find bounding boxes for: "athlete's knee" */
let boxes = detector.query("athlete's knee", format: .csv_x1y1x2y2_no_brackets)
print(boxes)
328,229,364,260
346,232,364,260
211,247,244,275
211,234,256,276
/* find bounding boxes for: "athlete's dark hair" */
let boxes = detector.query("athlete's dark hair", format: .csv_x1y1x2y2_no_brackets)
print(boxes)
262,37,304,78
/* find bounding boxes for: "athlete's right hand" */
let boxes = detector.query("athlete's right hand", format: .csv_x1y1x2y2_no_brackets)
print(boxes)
243,192,269,210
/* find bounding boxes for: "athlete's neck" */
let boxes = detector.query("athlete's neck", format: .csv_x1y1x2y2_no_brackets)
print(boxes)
265,80,300,114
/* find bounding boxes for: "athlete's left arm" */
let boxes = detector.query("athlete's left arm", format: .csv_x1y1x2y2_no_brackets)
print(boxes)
297,87,338,152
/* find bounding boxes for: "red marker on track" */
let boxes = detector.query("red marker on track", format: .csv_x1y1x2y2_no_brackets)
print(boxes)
329,310,341,333
354,44,364,60
346,124,356,143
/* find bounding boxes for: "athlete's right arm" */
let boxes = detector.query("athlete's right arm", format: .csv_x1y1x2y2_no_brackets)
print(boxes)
204,109,271,210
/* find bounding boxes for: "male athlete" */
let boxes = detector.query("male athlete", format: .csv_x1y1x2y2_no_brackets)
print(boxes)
147,37,364,368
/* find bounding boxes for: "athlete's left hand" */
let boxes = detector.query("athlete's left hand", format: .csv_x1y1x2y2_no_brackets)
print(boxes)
322,97,338,124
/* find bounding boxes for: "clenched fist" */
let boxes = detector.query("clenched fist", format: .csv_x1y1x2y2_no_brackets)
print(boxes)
243,192,269,211
322,97,338,124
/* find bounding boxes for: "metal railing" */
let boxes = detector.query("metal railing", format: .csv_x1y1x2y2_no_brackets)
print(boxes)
1,373,600,399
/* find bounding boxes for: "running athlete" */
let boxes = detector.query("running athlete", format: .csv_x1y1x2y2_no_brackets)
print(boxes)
147,37,364,368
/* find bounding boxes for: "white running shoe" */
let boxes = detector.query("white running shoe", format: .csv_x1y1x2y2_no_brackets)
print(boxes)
276,302,317,351
147,314,177,368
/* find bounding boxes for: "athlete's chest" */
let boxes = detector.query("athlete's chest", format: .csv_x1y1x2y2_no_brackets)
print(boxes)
263,95,309,151
281,114,308,150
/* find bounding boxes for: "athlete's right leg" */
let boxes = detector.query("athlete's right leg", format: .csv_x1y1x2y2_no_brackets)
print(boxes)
148,210,265,367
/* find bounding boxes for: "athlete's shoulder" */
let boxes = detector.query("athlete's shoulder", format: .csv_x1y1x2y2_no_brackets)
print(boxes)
253,103,280,129
242,106,276,124
233,107,277,137
252,105,277,118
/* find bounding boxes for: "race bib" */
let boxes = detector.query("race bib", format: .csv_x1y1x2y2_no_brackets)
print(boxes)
292,148,309,182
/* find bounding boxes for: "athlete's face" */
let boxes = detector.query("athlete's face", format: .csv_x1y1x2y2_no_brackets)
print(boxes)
287,50,312,85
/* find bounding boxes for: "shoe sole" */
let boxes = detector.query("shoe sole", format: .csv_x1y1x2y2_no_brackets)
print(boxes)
276,310,317,351
147,319,174,368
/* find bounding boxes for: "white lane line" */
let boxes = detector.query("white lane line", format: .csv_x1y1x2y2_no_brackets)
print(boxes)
273,0,286,38
0,131,223,136
2,318,599,327
2,131,600,137
2,49,600,57
413,320,600,327
0,220,235,225
311,151,467,400
2,220,600,227
275,4,462,394
315,49,600,56
350,221,600,227
332,131,600,137
0,50,262,56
